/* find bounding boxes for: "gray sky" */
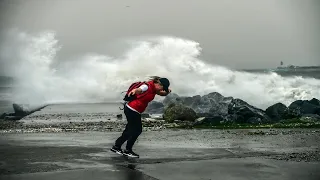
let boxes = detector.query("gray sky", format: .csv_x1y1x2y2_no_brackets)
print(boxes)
0,0,319,72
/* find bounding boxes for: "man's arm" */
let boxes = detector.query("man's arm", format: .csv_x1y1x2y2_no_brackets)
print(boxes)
128,84,148,96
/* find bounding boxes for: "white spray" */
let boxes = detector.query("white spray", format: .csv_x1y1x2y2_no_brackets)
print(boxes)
1,30,319,109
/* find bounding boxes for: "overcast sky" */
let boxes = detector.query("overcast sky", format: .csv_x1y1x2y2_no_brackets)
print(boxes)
0,0,319,71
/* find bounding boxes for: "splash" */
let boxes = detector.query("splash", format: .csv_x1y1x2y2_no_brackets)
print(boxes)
1,30,320,109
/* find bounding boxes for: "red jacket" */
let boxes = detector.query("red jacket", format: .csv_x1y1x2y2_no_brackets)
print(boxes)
127,80,156,113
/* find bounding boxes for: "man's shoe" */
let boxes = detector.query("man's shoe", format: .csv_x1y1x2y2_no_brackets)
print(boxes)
123,149,139,158
110,145,123,155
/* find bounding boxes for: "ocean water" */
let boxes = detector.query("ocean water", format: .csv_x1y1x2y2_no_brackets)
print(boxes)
243,66,320,80
0,30,320,114
0,76,15,113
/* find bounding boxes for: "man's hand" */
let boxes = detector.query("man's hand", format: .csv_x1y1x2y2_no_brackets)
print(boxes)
128,88,142,96
157,88,171,96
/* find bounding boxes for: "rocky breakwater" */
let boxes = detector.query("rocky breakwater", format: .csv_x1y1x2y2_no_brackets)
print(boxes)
145,92,320,128
0,103,47,121
0,104,166,133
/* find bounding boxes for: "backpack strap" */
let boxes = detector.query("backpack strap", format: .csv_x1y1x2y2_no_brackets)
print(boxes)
119,81,150,110
122,81,149,102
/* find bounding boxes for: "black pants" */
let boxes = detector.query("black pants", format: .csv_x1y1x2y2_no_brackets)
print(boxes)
115,105,142,151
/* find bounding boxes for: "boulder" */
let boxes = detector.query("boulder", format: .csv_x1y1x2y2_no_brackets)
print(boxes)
194,116,224,126
163,103,197,123
300,114,320,122
1,104,47,121
163,92,230,115
247,117,263,124
162,93,180,107
0,113,7,119
0,112,20,120
141,113,150,118
145,101,164,114
162,92,271,124
309,98,320,105
288,98,320,115
154,94,320,125
116,114,122,119
228,103,271,124
13,103,30,116
284,107,302,119
265,103,289,122
226,98,271,124
4,116,23,121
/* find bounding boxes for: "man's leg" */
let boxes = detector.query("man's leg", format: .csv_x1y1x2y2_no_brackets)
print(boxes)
114,123,130,148
111,107,132,154
123,111,142,158
126,117,142,151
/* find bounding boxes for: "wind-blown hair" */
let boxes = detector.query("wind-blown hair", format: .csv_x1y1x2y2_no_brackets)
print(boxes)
149,76,161,83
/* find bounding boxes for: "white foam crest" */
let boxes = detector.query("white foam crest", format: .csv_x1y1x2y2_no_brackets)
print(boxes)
1,30,320,109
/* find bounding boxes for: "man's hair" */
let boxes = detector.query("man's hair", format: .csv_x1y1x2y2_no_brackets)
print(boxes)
149,76,161,82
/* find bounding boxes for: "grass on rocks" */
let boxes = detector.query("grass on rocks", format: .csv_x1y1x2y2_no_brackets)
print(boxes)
1,117,319,133
175,118,320,129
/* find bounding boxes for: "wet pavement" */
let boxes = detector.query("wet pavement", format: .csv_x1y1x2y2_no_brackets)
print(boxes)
0,130,320,180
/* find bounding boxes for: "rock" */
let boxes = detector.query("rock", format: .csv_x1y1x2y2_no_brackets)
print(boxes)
163,92,230,115
1,112,23,121
163,103,197,123
2,104,47,121
13,103,30,116
163,123,179,128
173,120,183,123
116,114,122,119
309,98,320,106
247,130,265,135
163,92,271,124
229,105,269,124
284,107,302,119
4,116,23,120
288,98,320,115
145,101,164,114
247,117,262,124
0,113,7,119
196,113,213,117
301,114,320,122
194,116,223,126
228,99,271,124
162,93,180,107
141,113,150,118
265,103,288,122
154,93,320,125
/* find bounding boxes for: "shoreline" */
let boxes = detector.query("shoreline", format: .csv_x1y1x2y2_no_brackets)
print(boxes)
1,117,320,134
1,99,319,134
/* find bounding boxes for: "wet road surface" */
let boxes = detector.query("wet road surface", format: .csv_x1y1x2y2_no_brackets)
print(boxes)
0,130,319,180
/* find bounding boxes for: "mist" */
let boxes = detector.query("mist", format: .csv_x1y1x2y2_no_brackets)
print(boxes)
0,0,319,76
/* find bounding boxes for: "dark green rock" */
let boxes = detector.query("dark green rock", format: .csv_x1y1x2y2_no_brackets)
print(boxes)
163,103,197,123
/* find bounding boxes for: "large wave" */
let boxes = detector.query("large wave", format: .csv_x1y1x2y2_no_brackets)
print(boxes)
1,30,319,109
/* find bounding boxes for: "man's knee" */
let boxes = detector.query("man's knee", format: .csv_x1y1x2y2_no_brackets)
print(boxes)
134,125,142,136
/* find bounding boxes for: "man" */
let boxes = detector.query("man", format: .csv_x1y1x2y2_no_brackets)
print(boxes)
111,77,171,158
